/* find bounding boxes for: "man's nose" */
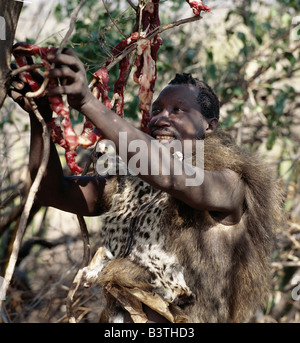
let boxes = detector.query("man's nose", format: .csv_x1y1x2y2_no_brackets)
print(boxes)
154,115,171,127
153,108,171,127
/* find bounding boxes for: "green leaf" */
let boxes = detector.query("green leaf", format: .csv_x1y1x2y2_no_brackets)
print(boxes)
225,10,237,22
237,32,247,45
273,92,286,115
266,131,276,150
54,3,63,22
281,13,291,25
284,52,296,66
232,86,244,97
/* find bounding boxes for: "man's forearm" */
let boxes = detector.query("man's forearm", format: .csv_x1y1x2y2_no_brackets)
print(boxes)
80,96,202,193
28,112,65,203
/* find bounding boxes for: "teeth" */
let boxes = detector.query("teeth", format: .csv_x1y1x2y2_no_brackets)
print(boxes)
156,135,173,140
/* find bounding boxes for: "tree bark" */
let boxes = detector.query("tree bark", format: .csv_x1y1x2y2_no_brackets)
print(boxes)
0,0,23,109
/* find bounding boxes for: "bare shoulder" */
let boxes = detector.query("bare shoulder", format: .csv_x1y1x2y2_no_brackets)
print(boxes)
206,168,245,225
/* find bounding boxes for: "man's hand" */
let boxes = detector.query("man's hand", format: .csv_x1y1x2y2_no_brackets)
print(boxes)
46,48,94,112
9,60,52,122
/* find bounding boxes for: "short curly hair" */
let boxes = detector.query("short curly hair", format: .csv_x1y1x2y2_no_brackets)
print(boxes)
168,73,220,120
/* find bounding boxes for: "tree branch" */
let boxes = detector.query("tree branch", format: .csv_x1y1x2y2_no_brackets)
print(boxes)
102,0,127,38
0,0,23,108
104,15,203,72
10,64,44,77
248,43,300,85
127,0,138,11
0,99,50,316
26,0,88,99
0,0,89,321
158,15,203,34
57,0,88,55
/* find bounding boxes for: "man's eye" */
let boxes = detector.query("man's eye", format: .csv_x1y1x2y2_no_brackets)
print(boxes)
174,107,184,113
151,109,160,115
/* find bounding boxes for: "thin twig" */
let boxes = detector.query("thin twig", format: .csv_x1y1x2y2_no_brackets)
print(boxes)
65,153,93,322
10,63,44,77
104,15,203,72
127,0,138,11
138,1,145,37
0,0,90,323
102,0,127,38
26,0,88,99
248,43,300,85
57,0,88,55
106,43,137,71
77,215,91,267
26,79,49,98
157,15,203,35
0,99,50,317
272,261,300,269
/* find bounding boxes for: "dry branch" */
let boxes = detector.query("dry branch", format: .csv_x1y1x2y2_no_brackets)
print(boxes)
57,0,88,55
0,0,89,323
127,0,138,11
102,0,127,38
10,64,44,77
0,99,50,318
0,0,23,108
104,14,203,72
26,0,88,99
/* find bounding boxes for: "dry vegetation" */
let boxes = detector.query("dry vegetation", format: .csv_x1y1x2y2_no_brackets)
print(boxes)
0,0,300,323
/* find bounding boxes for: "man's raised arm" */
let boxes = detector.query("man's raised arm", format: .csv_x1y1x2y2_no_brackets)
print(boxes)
45,49,245,225
9,86,109,217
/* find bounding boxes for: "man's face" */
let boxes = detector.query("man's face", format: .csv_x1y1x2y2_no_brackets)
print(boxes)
148,84,215,143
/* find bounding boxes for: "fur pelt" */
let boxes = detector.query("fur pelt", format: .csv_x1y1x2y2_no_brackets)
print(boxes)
91,130,282,322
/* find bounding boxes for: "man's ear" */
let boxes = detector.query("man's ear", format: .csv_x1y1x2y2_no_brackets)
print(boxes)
206,118,218,133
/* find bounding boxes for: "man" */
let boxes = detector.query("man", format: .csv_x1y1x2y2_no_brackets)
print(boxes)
9,49,279,322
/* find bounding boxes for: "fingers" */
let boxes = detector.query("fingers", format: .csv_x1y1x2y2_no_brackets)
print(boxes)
9,87,53,118
10,60,44,89
10,74,32,94
45,49,87,99
8,89,25,105
45,64,86,97
48,48,84,73
11,80,25,91
46,84,80,97
7,88,33,113
45,67,77,84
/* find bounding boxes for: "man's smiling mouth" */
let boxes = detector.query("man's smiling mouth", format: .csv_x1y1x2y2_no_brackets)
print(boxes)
155,135,173,140
152,129,177,143
155,135,175,144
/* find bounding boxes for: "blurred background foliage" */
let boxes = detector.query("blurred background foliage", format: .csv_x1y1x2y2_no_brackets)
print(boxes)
0,0,299,322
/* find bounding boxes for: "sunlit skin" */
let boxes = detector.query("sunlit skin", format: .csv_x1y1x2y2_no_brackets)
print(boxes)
149,84,218,142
